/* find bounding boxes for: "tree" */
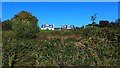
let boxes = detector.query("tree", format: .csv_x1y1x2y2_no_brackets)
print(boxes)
11,10,38,39
91,13,97,29
2,20,12,31
99,20,109,27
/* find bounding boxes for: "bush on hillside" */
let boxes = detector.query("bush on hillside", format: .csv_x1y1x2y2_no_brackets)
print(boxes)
11,11,38,39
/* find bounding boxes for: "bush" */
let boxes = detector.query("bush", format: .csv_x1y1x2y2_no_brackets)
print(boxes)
11,11,38,39
12,21,37,39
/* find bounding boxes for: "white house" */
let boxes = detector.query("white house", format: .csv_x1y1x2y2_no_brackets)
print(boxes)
61,24,75,29
41,24,54,30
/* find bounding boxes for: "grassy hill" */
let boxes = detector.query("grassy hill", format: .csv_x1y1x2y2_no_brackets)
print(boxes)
2,26,120,67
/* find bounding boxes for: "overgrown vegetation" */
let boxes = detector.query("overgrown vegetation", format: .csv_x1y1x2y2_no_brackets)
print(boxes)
2,11,120,67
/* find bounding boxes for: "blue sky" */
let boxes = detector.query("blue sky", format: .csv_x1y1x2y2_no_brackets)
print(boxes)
2,2,118,28
1,0,120,2
0,2,1,13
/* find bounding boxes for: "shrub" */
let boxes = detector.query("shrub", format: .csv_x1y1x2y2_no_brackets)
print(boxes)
11,11,38,39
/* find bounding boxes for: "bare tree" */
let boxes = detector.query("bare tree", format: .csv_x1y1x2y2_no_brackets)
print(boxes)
91,13,97,29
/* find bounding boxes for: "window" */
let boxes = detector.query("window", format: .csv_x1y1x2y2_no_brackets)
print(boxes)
49,25,53,28
70,25,74,28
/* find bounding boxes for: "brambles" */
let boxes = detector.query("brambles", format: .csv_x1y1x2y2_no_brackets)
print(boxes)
2,26,119,66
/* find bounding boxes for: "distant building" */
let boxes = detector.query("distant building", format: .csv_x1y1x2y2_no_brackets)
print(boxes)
61,24,75,29
41,24,54,30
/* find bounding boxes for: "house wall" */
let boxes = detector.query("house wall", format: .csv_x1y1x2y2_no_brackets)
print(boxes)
41,24,54,30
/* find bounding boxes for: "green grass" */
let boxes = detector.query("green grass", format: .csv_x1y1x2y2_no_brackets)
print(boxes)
40,30,54,33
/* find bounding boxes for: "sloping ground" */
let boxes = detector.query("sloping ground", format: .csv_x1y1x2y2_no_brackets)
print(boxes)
0,32,2,68
2,28,120,66
0,43,2,68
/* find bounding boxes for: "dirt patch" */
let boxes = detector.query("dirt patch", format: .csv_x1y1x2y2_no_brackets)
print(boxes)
46,35,80,40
